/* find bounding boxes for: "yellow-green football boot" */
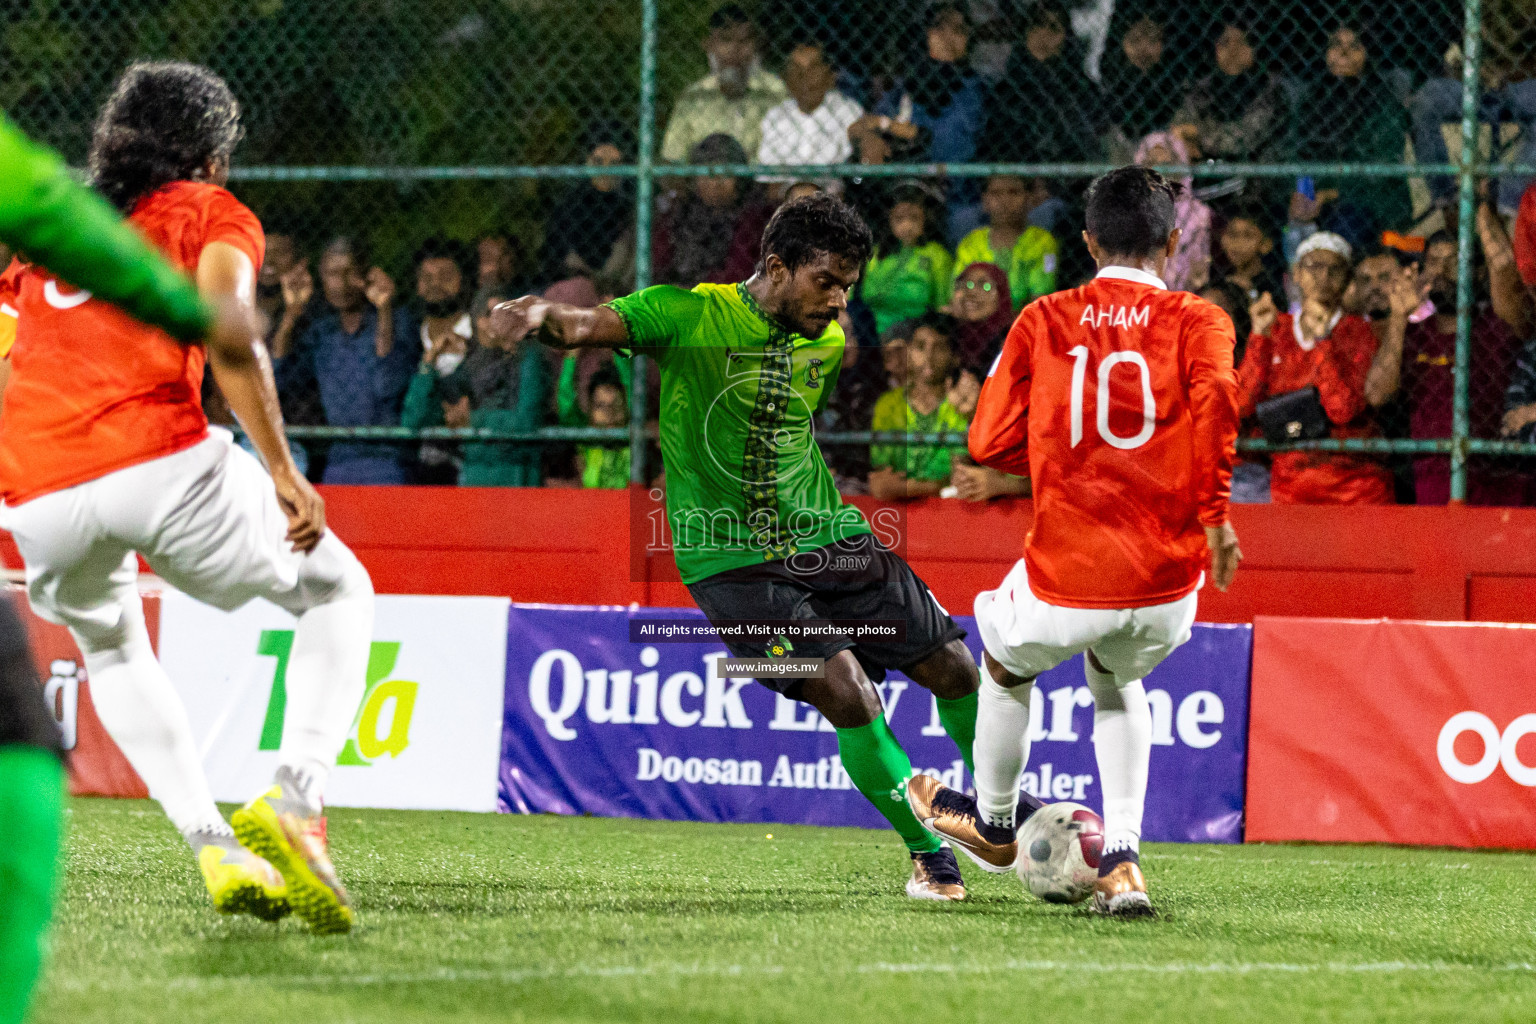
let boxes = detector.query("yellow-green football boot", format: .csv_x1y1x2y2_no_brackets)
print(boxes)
231,766,354,935
192,831,290,922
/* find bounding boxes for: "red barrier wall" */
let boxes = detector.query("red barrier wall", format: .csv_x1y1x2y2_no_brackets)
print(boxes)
9,588,152,798
1246,617,1536,849
7,487,1536,621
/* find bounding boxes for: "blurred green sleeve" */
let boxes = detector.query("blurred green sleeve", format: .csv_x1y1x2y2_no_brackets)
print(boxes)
0,112,211,341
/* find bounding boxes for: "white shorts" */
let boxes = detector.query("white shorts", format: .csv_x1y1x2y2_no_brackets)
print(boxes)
0,429,369,653
973,559,1198,685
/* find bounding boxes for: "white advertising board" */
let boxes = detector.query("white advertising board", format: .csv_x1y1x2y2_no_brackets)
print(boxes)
158,592,510,812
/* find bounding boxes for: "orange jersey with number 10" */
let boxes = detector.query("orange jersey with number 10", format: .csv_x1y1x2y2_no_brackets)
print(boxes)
0,181,264,506
969,266,1239,609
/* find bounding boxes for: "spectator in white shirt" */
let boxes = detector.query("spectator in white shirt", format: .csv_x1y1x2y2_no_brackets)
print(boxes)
756,38,863,197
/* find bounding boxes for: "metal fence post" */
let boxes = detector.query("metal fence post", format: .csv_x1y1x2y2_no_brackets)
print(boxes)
1452,0,1483,503
629,0,659,485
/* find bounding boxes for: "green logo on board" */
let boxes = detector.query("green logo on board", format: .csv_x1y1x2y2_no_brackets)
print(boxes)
256,631,418,764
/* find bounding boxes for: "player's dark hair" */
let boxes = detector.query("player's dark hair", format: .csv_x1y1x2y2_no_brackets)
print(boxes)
708,3,752,32
758,192,873,275
89,61,244,212
1084,166,1180,260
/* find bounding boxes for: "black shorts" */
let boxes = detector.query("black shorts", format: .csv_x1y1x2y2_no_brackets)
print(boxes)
0,598,62,755
686,533,966,697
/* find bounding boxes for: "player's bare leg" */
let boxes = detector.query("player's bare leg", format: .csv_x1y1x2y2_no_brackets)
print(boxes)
907,650,1045,872
1084,650,1154,917
798,652,965,901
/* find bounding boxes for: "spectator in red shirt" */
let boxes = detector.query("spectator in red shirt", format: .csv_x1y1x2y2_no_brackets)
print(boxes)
1364,209,1533,505
1238,232,1393,504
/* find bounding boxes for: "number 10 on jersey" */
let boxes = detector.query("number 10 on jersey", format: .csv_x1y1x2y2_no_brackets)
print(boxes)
1068,346,1156,451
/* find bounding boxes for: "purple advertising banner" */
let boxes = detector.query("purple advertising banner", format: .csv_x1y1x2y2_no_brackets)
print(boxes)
500,604,1252,843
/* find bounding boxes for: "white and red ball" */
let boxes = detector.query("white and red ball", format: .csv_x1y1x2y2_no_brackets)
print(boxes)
1014,802,1105,904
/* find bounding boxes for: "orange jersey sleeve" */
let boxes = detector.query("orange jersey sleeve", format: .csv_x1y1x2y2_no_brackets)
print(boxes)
197,185,265,274
969,306,1036,477
1000,271,1239,609
1183,301,1240,528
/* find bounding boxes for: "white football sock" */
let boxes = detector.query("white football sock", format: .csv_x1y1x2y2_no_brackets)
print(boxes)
78,601,227,838
1085,655,1150,857
275,578,374,803
972,658,1034,829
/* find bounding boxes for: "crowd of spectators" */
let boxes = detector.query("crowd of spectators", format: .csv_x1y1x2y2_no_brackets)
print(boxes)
242,1,1536,506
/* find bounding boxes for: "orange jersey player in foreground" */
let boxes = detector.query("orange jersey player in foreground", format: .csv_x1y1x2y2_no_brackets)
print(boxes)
906,166,1241,916
0,62,374,934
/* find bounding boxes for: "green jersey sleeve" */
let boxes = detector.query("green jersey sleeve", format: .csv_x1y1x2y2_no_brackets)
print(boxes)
0,112,212,341
605,285,704,360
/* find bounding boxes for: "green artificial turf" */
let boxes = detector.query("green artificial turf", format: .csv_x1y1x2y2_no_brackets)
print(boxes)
30,798,1536,1024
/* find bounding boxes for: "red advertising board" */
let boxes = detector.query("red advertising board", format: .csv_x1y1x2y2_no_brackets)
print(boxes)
1247,616,1536,849
8,586,151,798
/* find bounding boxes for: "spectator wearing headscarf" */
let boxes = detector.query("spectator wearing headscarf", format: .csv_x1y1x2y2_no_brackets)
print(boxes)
855,4,985,168
851,3,985,230
1134,131,1213,292
1099,15,1184,162
948,261,1014,377
983,2,1103,165
543,121,636,290
652,133,773,287
1286,24,1413,255
1170,22,1284,182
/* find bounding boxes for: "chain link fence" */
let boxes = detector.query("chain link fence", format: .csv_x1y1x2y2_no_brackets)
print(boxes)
5,0,1536,501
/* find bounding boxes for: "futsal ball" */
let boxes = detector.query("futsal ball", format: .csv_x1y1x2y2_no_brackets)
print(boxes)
1014,802,1105,904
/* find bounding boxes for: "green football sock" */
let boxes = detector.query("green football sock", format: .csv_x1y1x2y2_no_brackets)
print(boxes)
935,690,979,773
0,745,65,1024
835,716,941,854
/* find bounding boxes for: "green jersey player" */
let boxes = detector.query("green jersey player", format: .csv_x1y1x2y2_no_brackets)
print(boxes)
492,193,983,901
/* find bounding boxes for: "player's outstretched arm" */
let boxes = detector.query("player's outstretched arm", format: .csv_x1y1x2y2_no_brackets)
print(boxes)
967,315,1034,476
197,241,324,554
1187,305,1242,591
0,112,212,343
1204,523,1242,592
489,296,629,350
